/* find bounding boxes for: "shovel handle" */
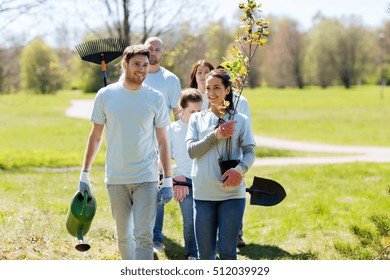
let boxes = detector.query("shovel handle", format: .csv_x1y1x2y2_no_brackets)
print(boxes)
246,188,275,195
172,179,192,187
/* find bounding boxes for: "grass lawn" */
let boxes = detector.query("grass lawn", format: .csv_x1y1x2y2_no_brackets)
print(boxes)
1,163,389,260
0,86,389,260
245,85,390,146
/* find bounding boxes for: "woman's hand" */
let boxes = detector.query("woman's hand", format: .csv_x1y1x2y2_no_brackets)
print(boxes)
173,175,189,202
222,168,243,187
215,120,237,140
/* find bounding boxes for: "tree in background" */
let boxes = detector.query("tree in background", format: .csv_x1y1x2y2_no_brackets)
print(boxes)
333,17,367,88
0,0,49,30
304,18,340,88
262,18,304,88
20,38,63,94
91,0,208,45
379,21,390,85
162,20,235,87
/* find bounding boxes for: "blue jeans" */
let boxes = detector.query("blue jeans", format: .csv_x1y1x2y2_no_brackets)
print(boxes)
153,203,164,243
194,198,245,260
178,178,197,257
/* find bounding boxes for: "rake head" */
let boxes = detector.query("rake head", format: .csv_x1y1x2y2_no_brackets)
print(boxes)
75,38,127,65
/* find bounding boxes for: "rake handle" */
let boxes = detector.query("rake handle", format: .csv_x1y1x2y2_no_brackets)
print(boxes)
101,53,107,86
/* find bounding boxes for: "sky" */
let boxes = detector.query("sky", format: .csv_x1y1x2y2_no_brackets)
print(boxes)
218,0,389,30
0,0,389,48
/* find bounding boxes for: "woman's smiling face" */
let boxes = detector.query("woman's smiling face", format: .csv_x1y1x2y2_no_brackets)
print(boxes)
206,75,230,109
196,64,212,90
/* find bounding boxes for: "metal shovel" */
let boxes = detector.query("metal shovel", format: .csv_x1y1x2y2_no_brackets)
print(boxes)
173,176,286,206
245,176,286,206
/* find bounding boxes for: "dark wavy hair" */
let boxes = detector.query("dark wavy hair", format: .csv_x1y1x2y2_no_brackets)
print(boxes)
189,60,215,89
206,68,234,111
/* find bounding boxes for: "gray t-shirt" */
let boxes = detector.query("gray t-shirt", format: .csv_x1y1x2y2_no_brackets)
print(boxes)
186,110,256,201
91,82,170,184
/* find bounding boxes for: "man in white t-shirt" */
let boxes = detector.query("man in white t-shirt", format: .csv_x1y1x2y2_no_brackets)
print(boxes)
117,37,181,254
77,44,173,260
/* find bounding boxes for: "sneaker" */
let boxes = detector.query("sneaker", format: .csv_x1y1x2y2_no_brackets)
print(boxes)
187,256,198,260
237,235,246,247
153,242,164,253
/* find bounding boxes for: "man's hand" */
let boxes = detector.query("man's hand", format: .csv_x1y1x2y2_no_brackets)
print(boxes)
78,170,92,198
157,177,173,205
173,175,189,202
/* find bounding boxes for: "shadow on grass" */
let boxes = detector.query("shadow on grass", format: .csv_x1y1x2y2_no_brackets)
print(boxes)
154,237,187,260
238,243,316,260
158,237,315,260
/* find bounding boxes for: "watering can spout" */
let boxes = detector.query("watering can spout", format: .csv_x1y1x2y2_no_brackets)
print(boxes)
66,190,97,251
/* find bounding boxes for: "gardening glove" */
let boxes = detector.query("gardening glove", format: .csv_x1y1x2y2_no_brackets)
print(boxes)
157,177,173,205
173,175,189,202
78,170,92,198
222,165,243,188
216,120,237,139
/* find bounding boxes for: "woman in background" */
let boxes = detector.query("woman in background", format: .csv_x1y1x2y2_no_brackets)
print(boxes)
189,60,215,110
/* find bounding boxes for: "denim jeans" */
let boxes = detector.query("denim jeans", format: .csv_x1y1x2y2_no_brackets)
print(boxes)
178,178,197,258
107,182,158,260
153,203,164,243
194,198,245,260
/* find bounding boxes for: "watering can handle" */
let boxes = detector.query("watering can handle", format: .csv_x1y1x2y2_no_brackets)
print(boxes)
81,190,88,218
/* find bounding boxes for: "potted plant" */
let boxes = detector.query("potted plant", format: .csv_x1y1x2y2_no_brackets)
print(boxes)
218,0,269,176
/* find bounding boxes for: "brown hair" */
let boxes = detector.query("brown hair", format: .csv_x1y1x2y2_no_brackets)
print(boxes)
121,44,150,68
189,60,215,89
179,88,203,110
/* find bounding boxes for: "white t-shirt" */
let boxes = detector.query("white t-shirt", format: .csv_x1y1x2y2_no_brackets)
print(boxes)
186,110,256,201
144,67,181,111
91,82,170,184
168,119,192,178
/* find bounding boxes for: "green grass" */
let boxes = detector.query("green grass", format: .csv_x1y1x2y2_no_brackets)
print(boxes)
0,86,389,260
245,86,390,146
1,163,389,260
0,91,105,169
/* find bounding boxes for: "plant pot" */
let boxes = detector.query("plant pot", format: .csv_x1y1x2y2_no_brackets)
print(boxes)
219,159,240,182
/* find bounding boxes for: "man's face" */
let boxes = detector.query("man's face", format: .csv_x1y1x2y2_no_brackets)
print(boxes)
145,40,163,66
124,54,149,86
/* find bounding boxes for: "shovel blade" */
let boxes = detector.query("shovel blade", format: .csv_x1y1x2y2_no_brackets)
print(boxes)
246,176,286,206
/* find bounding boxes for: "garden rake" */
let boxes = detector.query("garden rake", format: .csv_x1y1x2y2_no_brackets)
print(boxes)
75,38,127,86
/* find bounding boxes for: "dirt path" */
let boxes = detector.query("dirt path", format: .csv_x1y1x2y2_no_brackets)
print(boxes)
66,99,390,166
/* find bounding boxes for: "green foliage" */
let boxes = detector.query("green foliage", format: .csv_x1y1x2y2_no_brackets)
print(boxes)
334,213,390,260
221,0,269,94
370,213,390,237
19,38,64,94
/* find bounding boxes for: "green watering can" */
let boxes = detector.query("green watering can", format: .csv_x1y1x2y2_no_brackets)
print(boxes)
66,190,97,252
